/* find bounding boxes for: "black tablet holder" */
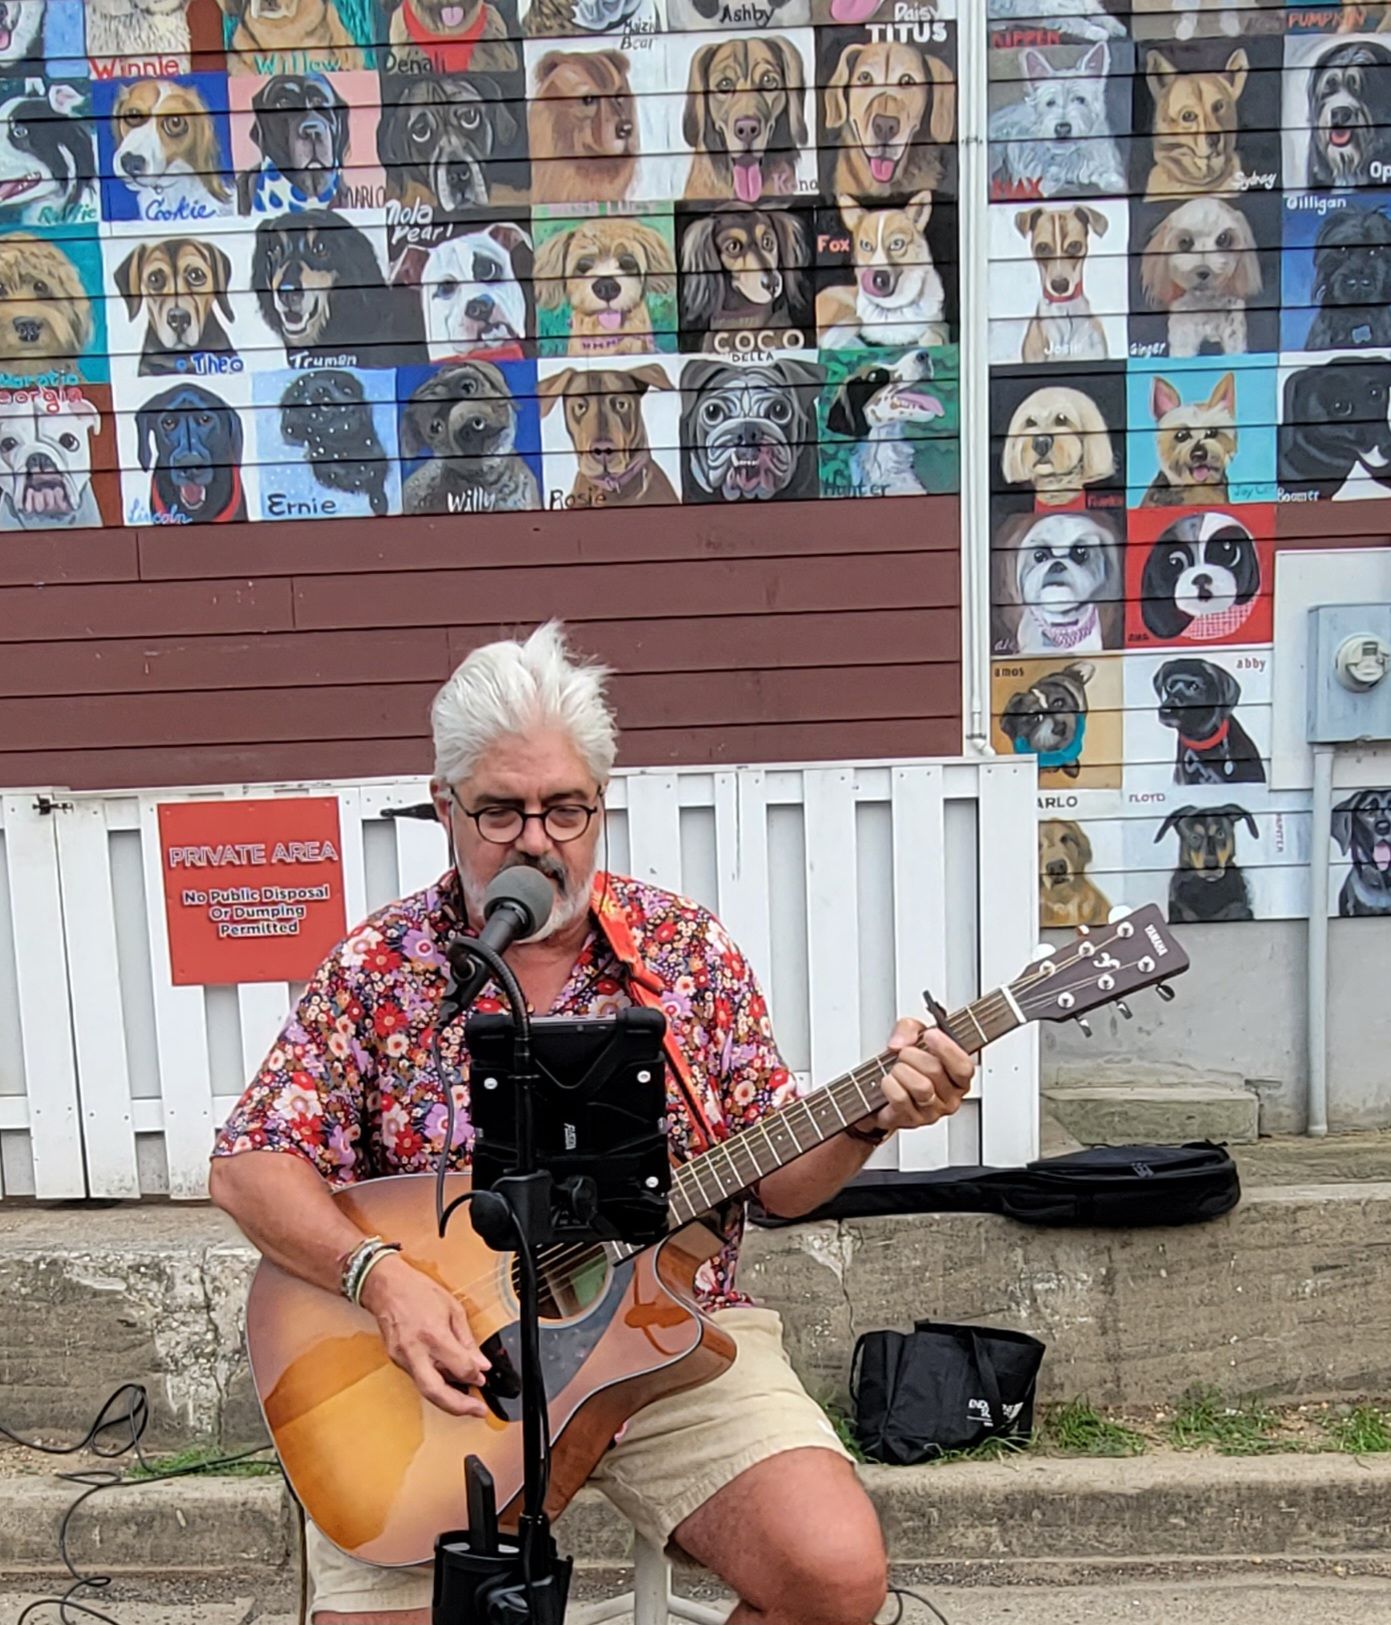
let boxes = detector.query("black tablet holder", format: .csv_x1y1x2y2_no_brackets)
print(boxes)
431,935,671,1625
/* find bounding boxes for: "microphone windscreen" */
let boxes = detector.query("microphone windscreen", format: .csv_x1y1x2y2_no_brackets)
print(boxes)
483,865,556,936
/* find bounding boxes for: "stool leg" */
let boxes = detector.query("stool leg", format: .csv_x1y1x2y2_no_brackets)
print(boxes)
569,1534,732,1625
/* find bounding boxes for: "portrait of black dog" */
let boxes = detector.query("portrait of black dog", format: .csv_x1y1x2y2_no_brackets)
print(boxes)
1154,658,1264,787
1308,204,1391,349
253,212,425,367
1139,513,1261,642
378,75,522,214
280,369,391,517
1278,356,1391,498
679,357,823,502
1305,39,1391,191
1155,803,1258,924
1332,788,1391,917
238,74,351,214
136,383,247,525
678,208,811,350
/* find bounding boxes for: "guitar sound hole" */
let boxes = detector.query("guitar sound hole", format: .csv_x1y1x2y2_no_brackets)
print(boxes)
509,1249,611,1321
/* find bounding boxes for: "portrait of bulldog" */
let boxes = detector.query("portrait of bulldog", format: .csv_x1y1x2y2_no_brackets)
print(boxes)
0,390,103,529
680,355,823,501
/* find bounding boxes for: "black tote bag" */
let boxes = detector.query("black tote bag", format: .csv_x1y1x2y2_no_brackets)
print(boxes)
849,1321,1046,1465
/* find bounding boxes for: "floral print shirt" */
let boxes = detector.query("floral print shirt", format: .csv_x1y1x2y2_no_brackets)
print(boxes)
212,871,797,1310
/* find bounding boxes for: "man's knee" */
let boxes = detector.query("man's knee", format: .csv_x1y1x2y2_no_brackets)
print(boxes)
773,1530,889,1625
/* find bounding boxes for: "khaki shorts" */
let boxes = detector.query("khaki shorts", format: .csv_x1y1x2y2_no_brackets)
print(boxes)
305,1306,849,1617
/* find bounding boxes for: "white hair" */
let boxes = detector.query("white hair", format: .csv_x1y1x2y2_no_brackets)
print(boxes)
430,621,617,788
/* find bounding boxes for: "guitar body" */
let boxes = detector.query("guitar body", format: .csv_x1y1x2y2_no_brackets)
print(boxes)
244,1172,735,1567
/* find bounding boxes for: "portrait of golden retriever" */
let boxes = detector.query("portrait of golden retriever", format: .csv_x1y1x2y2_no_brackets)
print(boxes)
1001,385,1115,506
0,233,92,376
1039,819,1111,928
529,50,637,205
823,39,954,198
1145,47,1248,198
218,0,365,71
534,219,675,356
682,36,808,204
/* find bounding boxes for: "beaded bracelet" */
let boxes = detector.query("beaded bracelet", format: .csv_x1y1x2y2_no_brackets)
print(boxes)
340,1235,401,1306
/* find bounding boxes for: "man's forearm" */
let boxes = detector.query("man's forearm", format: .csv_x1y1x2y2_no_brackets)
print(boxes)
755,1129,885,1219
208,1149,369,1296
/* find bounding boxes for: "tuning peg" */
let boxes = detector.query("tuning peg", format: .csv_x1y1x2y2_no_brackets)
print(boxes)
1075,924,1091,936
1075,1016,1093,1037
1107,905,1133,923
1116,1000,1132,1020
1156,983,1176,1003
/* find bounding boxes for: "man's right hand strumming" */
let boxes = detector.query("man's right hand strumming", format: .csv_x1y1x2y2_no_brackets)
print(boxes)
358,1253,492,1419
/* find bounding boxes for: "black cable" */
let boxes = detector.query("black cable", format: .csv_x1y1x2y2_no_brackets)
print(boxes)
884,1583,952,1625
3,1382,279,1625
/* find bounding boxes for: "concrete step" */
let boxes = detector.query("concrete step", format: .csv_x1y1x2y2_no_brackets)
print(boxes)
4,1455,1391,1592
1043,1083,1260,1147
6,1179,1391,1450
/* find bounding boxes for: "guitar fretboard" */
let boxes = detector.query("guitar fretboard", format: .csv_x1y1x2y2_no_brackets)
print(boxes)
608,982,1023,1260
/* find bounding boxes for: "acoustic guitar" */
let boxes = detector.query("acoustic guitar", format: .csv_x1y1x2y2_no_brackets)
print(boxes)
244,907,1188,1565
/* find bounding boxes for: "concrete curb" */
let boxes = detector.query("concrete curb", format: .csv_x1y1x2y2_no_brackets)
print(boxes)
8,1184,1391,1447
5,1454,1391,1583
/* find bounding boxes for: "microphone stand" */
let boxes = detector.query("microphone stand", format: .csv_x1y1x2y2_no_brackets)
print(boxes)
433,933,571,1625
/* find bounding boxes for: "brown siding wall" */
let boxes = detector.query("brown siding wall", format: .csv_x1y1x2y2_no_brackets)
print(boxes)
0,496,961,791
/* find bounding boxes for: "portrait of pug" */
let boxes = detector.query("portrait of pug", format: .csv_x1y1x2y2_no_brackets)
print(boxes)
679,355,823,502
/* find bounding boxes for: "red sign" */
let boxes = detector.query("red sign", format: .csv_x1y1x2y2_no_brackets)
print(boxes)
158,798,347,986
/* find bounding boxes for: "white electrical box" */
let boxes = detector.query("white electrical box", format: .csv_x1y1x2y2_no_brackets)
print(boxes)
1308,605,1391,745
1272,549,1391,789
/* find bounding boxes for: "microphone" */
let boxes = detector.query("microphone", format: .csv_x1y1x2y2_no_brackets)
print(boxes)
440,867,556,1021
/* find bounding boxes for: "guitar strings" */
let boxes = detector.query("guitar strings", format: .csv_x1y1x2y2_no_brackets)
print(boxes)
442,929,1144,1304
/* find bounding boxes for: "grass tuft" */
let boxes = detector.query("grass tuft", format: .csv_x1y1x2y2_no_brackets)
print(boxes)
1040,1397,1146,1457
126,1442,279,1481
1165,1386,1294,1455
1324,1404,1391,1455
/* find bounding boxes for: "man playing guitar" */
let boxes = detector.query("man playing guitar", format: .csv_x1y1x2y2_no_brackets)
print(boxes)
210,621,975,1625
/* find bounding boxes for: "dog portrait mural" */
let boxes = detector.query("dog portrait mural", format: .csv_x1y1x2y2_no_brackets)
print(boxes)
1122,645,1270,798
1279,192,1391,353
0,378,119,529
1126,356,1276,507
990,653,1123,790
115,369,253,523
987,199,1128,367
676,203,815,357
253,362,401,519
1332,789,1391,918
537,356,680,509
2,0,971,542
814,192,957,351
987,37,1132,203
818,343,958,498
0,223,107,386
1129,192,1281,359
229,68,385,213
990,362,1126,518
1284,29,1391,195
396,356,542,513
1125,505,1273,650
535,209,676,358
990,507,1124,656
93,72,236,228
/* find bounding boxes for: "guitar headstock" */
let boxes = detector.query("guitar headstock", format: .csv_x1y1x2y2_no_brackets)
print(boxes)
1009,905,1189,1029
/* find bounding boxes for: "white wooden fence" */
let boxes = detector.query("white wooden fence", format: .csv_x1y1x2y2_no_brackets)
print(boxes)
0,759,1038,1200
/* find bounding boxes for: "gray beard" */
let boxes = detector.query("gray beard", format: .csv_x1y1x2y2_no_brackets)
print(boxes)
460,850,598,945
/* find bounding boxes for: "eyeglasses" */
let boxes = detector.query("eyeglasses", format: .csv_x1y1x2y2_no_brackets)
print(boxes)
452,792,599,846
